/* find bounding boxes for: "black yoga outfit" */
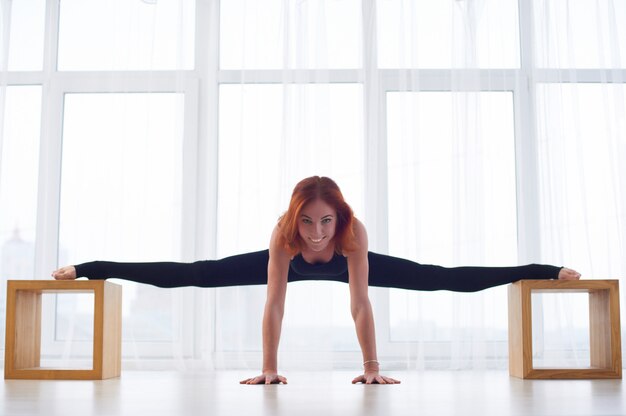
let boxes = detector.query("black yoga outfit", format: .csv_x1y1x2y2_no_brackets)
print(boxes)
74,250,561,293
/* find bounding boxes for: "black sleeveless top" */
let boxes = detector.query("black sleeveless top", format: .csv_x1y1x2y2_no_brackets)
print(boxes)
289,253,348,281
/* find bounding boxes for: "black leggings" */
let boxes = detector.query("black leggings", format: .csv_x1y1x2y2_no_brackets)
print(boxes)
74,250,561,293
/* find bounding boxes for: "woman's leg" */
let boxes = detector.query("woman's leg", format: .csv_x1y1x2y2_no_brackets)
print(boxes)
74,250,270,288
367,252,561,292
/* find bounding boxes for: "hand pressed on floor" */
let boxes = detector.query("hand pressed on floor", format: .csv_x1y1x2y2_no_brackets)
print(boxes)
240,373,288,385
352,371,401,385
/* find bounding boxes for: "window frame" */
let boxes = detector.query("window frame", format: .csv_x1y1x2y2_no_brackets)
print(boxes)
1,0,204,361
1,0,625,366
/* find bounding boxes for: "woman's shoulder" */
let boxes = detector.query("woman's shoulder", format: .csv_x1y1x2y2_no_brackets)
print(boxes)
269,223,293,261
345,217,368,257
269,223,284,249
352,217,367,240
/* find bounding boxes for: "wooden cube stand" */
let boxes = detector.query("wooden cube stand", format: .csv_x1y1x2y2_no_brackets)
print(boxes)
508,279,621,379
4,280,122,380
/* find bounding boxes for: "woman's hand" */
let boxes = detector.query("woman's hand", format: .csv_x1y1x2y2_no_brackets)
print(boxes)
558,267,581,280
51,265,77,280
240,373,288,385
352,371,400,385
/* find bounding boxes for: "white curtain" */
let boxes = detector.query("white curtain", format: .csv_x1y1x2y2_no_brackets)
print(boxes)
532,0,626,367
215,0,626,370
380,0,626,369
0,0,42,357
381,0,521,369
216,0,365,370
0,0,624,372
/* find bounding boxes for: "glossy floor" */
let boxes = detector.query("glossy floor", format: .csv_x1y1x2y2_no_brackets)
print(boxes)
1,370,624,416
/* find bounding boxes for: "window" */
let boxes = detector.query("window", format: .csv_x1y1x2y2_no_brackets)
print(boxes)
386,92,516,348
216,84,365,357
1,0,624,369
219,0,362,69
536,83,626,274
377,0,520,68
533,0,626,68
0,86,42,348
58,93,185,351
6,0,46,71
58,0,196,70
387,91,517,266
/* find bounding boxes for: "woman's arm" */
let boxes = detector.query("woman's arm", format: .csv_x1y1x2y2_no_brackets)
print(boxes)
240,225,290,385
348,219,400,384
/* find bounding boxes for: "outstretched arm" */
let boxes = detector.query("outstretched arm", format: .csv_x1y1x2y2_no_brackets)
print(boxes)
240,225,290,385
348,220,400,385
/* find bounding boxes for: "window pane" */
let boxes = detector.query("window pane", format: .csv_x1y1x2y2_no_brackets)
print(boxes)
220,0,362,69
536,83,626,276
387,92,517,342
7,0,46,70
534,0,626,68
216,84,364,353
59,93,184,343
0,86,42,347
377,0,520,68
58,0,195,70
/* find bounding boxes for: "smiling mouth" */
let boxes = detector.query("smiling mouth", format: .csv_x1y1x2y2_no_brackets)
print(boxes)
309,237,325,243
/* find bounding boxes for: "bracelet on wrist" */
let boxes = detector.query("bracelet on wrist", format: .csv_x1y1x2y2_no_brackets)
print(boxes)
363,359,380,367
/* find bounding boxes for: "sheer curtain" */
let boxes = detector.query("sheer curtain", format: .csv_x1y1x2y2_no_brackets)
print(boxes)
0,0,43,360
54,0,196,368
216,0,365,370
379,0,625,369
0,0,197,369
532,0,626,367
0,0,624,372
216,0,626,371
380,0,521,369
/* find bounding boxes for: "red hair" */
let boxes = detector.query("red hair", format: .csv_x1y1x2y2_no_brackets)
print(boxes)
278,176,357,256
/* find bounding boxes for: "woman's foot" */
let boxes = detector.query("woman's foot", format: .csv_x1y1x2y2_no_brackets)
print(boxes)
558,267,581,280
52,265,77,280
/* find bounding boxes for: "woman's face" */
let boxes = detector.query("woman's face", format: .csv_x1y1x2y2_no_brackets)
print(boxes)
297,199,337,252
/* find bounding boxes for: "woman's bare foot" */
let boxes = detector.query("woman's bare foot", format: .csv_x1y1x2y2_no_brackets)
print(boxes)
52,265,77,280
558,267,581,280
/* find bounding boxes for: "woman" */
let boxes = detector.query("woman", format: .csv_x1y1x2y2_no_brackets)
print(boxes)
53,176,581,385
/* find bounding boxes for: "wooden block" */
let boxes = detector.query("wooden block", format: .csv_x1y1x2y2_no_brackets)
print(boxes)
508,281,532,378
13,291,42,370
101,281,123,379
590,289,611,369
4,280,122,380
508,279,621,379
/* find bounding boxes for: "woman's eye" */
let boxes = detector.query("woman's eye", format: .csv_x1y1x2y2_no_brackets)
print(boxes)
302,219,312,224
322,218,331,224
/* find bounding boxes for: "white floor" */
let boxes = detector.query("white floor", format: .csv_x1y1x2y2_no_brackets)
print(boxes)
1,370,624,416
